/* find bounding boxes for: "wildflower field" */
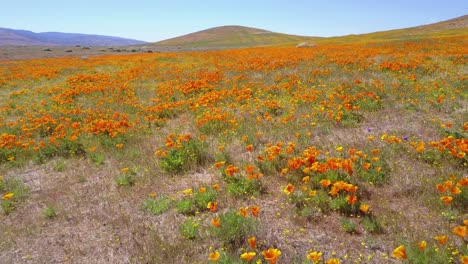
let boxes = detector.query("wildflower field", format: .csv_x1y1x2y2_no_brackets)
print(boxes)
0,35,467,263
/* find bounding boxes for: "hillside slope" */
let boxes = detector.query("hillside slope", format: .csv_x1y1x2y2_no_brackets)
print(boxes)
152,25,318,48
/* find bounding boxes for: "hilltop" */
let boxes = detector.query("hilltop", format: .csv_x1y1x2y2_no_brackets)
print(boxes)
151,25,318,49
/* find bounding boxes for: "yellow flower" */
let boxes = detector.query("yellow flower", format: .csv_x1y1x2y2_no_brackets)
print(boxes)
359,204,369,213
182,188,192,196
240,252,256,262
2,192,14,200
453,226,467,238
7,156,14,161
392,245,407,259
326,258,340,264
121,167,129,173
306,251,322,262
262,248,281,264
209,250,220,261
434,235,448,246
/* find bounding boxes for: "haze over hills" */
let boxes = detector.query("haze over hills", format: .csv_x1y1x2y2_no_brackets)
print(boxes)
0,27,147,46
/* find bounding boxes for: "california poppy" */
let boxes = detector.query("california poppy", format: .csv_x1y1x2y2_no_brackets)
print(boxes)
240,252,256,262
392,245,407,259
306,251,322,262
440,196,453,205
434,235,448,246
250,206,260,217
262,248,281,264
2,192,14,200
248,237,256,249
283,183,295,195
453,226,466,238
209,251,220,261
211,217,220,227
417,240,426,251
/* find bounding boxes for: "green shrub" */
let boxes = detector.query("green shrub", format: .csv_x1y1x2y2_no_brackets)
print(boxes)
143,196,172,215
210,210,258,248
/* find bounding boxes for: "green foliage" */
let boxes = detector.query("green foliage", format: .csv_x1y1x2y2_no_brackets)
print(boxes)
159,139,208,173
210,210,258,248
225,177,262,198
404,241,454,264
176,199,194,215
194,188,217,210
0,176,28,215
88,152,106,165
180,217,200,240
143,196,172,215
43,205,58,219
54,160,66,172
362,215,384,234
340,218,357,233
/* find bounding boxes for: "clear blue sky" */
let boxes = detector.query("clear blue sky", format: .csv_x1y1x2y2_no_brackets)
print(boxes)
2,0,467,42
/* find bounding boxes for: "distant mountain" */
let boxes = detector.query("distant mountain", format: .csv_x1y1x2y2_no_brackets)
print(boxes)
152,25,318,48
0,27,147,46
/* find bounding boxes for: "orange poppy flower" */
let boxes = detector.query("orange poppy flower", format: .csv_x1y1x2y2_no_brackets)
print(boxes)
464,219,468,227
262,248,281,264
309,190,317,197
417,240,426,251
306,251,322,262
211,217,220,227
346,195,358,205
214,161,226,168
440,196,453,205
392,245,407,259
434,235,448,246
239,207,249,217
240,252,256,262
246,144,253,152
248,237,256,249
283,183,295,195
460,255,468,264
362,163,371,170
453,226,466,238
209,251,220,261
207,201,218,212
320,179,331,188
250,206,260,217
436,184,446,193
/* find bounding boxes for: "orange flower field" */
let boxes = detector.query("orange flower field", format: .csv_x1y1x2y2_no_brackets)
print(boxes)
0,36,467,263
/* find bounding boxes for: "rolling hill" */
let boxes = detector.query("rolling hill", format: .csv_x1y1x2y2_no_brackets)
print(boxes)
316,14,468,43
151,25,318,49
152,15,468,49
0,27,147,46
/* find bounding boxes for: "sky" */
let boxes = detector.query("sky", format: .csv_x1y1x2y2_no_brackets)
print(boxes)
1,0,467,42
